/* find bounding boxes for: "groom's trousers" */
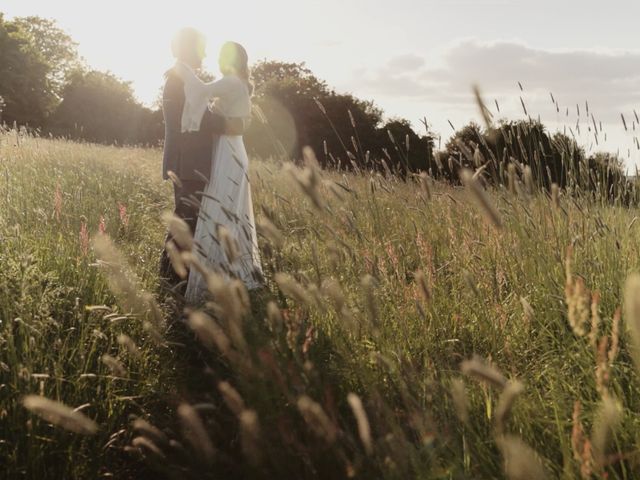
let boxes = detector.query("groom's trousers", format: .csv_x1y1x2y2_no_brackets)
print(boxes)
159,179,206,291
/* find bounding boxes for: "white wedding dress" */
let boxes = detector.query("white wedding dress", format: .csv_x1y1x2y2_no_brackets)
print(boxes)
175,63,263,302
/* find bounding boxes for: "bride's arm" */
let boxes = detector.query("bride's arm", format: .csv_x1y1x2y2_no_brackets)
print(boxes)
200,76,235,99
174,64,235,102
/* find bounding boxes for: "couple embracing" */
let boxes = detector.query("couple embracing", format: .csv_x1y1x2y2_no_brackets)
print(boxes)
159,28,263,303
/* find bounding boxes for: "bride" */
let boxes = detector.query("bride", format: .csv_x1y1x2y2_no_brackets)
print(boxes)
175,41,263,301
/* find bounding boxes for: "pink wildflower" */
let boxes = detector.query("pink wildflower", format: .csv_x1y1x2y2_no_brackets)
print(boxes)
118,203,129,228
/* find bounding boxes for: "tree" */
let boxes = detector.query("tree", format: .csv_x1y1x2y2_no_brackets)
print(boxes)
381,118,436,175
51,69,162,145
246,60,438,174
0,14,52,126
9,16,80,100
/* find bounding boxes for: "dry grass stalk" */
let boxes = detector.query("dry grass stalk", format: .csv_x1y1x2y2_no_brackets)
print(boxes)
608,308,621,365
166,170,183,188
360,275,379,326
461,355,507,389
177,403,216,462
22,395,98,435
132,436,165,459
297,395,337,444
204,274,249,352
624,273,640,369
473,85,493,130
460,169,503,229
418,172,432,200
450,379,469,424
508,163,517,195
162,212,193,250
132,418,168,447
595,336,610,397
347,393,373,455
240,409,262,465
520,297,534,325
497,434,548,480
591,395,622,469
165,240,187,279
523,166,534,196
275,273,311,305
93,235,145,316
565,247,590,336
217,225,239,264
117,334,140,358
101,354,127,377
286,163,325,210
551,183,560,209
589,291,601,349
218,381,245,417
266,301,283,333
188,311,231,354
256,217,284,248
414,270,431,303
494,380,525,433
321,278,347,312
142,320,164,346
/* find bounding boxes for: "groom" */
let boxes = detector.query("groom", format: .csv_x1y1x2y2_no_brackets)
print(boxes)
159,28,244,290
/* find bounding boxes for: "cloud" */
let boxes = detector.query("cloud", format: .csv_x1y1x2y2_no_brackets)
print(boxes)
352,39,640,164
385,53,426,71
356,39,640,111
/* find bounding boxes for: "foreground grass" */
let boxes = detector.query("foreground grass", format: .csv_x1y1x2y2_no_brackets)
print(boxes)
2,131,640,478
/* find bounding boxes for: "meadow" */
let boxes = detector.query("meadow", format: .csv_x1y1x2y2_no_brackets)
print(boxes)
2,128,640,479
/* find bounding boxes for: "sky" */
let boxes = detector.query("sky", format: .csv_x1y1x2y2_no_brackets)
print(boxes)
3,0,640,168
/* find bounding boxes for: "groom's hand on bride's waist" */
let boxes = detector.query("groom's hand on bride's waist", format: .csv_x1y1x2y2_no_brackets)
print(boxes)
224,117,245,136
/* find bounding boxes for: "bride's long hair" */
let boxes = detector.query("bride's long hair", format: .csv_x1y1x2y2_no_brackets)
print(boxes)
219,41,253,95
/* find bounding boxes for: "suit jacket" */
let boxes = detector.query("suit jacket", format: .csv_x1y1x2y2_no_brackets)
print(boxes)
162,68,225,181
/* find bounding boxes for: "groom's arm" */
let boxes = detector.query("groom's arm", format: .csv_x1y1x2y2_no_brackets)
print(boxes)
162,73,183,180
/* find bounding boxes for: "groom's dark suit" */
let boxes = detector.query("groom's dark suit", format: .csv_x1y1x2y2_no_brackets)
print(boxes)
159,66,225,288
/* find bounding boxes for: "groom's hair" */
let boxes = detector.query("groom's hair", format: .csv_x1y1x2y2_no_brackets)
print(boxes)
171,27,206,62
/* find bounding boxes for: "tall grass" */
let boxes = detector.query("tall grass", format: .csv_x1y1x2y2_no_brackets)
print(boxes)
2,128,640,478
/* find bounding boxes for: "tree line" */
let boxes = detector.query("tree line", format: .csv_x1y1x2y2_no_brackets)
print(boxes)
0,13,628,200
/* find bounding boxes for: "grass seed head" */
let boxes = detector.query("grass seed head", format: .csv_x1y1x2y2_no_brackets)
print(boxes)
177,403,216,462
165,240,187,279
116,334,140,358
132,418,168,447
495,380,525,433
450,379,469,424
101,354,127,377
414,270,431,303
256,217,284,248
497,434,548,480
188,311,230,354
347,393,373,455
132,436,165,459
460,168,503,229
218,381,246,417
591,395,622,468
275,273,311,306
461,355,507,389
297,395,337,444
162,212,193,250
240,409,262,465
22,395,98,435
624,274,640,369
